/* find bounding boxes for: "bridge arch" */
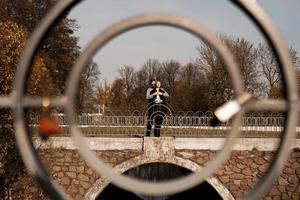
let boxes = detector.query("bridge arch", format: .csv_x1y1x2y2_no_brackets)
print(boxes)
84,153,234,200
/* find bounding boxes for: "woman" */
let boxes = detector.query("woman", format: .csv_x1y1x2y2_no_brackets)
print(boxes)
153,81,169,137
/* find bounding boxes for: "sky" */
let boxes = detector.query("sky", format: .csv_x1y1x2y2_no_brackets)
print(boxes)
68,0,300,83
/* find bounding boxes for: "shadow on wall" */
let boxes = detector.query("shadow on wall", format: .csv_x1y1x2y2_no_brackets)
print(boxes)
97,163,223,200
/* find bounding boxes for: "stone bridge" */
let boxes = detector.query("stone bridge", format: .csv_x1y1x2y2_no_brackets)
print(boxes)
11,137,300,200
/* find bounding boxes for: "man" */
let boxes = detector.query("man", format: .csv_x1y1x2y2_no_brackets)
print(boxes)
145,79,156,136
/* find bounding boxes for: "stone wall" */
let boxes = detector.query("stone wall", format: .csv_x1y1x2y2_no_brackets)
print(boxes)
176,149,300,200
10,149,141,200
8,137,300,200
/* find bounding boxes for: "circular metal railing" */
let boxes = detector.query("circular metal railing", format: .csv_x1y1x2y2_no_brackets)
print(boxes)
0,0,298,199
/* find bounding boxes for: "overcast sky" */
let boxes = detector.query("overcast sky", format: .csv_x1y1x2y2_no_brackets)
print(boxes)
68,0,300,83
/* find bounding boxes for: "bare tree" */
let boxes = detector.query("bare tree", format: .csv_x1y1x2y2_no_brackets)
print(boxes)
180,62,203,87
258,43,280,89
83,60,100,84
141,58,162,80
78,60,100,113
134,69,148,90
196,35,264,109
258,44,299,96
118,65,136,96
226,37,263,96
161,60,181,92
289,46,300,67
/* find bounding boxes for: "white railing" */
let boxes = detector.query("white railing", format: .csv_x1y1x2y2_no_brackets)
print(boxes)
29,111,300,135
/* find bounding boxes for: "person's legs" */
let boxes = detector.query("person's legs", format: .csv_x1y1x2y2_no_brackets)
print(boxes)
154,115,163,137
146,119,152,136
154,125,159,137
146,106,154,136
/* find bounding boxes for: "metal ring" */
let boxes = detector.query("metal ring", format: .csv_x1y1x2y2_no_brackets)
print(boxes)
7,0,297,199
65,13,243,195
231,1,298,199
12,0,78,199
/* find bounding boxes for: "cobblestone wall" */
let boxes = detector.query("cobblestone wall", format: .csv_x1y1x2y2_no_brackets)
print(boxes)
10,149,141,200
9,148,300,200
176,148,300,200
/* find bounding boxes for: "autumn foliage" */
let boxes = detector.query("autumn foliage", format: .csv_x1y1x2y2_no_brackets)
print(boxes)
0,1,83,198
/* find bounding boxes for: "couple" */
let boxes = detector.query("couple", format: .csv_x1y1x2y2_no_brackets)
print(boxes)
146,79,169,137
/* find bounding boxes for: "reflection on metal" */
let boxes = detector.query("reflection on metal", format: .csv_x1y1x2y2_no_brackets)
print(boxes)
0,0,298,199
214,93,252,122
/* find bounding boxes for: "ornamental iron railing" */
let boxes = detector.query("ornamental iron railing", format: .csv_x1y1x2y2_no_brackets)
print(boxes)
27,111,300,138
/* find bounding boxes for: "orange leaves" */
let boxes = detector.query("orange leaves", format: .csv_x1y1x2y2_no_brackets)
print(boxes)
27,55,57,96
0,21,27,95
